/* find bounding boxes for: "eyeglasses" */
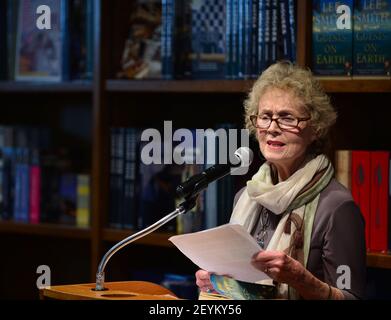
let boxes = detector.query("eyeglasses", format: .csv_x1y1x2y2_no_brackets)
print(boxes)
249,114,311,130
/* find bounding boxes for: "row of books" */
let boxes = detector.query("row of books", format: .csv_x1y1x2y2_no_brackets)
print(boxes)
0,0,94,82
0,125,90,227
312,0,391,76
117,0,297,80
109,125,241,234
335,150,391,253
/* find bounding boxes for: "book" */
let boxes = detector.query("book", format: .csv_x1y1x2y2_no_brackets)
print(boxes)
351,150,371,250
312,0,353,76
210,274,276,300
117,0,162,79
369,151,389,252
14,0,69,82
353,0,391,76
189,0,226,79
76,174,90,228
335,149,352,189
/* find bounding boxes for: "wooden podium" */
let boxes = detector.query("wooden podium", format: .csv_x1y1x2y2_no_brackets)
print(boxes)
40,281,180,300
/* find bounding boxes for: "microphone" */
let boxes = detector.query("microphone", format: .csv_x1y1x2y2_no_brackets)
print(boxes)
176,147,254,199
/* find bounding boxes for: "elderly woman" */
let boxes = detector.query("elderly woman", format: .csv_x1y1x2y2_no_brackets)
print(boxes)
196,62,366,300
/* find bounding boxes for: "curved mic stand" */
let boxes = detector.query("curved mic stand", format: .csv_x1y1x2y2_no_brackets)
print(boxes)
94,196,198,291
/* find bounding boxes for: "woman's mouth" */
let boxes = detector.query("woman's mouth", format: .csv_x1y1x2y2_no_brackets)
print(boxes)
267,140,286,149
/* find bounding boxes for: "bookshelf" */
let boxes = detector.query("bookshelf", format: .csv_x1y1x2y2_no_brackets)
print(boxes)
0,81,93,93
0,0,391,299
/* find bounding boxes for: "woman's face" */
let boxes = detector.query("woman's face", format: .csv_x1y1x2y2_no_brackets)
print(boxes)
257,87,315,171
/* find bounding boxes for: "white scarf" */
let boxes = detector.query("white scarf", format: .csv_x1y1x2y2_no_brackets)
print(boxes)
230,154,333,299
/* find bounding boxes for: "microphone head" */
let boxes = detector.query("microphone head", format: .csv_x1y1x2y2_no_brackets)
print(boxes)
231,147,253,176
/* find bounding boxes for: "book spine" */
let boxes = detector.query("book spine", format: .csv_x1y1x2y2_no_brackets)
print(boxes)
61,0,70,81
166,0,174,79
109,128,119,228
161,0,167,79
122,128,138,229
238,0,244,78
251,0,259,78
270,0,278,63
264,0,271,68
20,148,30,222
29,164,41,224
335,149,352,189
351,151,371,250
369,151,389,252
85,0,94,79
243,0,251,79
353,0,391,76
258,0,265,73
226,0,232,79
232,0,238,79
280,0,292,60
76,174,90,228
288,0,296,62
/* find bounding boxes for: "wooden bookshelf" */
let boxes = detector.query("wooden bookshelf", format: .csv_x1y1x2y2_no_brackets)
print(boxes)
107,78,391,94
106,79,254,93
317,78,391,93
0,81,93,93
0,221,91,239
367,253,391,270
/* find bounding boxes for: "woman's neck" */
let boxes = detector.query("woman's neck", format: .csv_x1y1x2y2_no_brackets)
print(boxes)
272,154,311,182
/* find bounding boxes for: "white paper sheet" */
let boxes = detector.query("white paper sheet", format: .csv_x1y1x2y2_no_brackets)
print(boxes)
169,224,270,283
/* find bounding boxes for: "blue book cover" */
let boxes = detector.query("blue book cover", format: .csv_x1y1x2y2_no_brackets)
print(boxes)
312,0,353,76
258,0,266,73
0,0,6,80
279,0,293,61
189,0,226,79
251,0,259,78
58,173,77,225
288,0,296,62
1,147,16,220
232,0,239,79
225,0,233,78
353,0,391,76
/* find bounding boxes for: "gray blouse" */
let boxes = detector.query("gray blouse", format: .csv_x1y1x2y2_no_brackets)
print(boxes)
233,178,367,300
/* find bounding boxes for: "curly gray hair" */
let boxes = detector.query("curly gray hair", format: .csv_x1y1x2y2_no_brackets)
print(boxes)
244,61,337,154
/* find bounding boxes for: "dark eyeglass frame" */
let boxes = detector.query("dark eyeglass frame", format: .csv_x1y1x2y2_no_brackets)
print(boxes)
249,114,311,130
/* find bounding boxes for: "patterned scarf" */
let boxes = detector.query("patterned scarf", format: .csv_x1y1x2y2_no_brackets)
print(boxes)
230,154,334,299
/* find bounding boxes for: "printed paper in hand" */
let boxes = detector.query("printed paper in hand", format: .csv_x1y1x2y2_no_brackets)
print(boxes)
169,224,270,283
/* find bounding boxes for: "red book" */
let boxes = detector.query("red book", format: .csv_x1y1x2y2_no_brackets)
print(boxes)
29,165,41,224
369,151,389,252
351,151,371,250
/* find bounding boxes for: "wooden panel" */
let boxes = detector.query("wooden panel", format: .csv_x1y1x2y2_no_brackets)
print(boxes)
367,253,391,269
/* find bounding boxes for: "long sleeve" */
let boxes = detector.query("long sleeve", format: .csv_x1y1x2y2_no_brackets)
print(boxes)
322,200,367,299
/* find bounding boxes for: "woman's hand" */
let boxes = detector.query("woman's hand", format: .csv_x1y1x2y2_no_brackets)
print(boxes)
251,250,305,286
251,250,345,299
195,269,216,293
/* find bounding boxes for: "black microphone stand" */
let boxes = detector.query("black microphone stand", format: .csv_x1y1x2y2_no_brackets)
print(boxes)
94,195,198,291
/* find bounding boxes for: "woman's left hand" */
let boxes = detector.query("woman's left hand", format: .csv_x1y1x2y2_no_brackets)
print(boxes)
251,250,305,285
